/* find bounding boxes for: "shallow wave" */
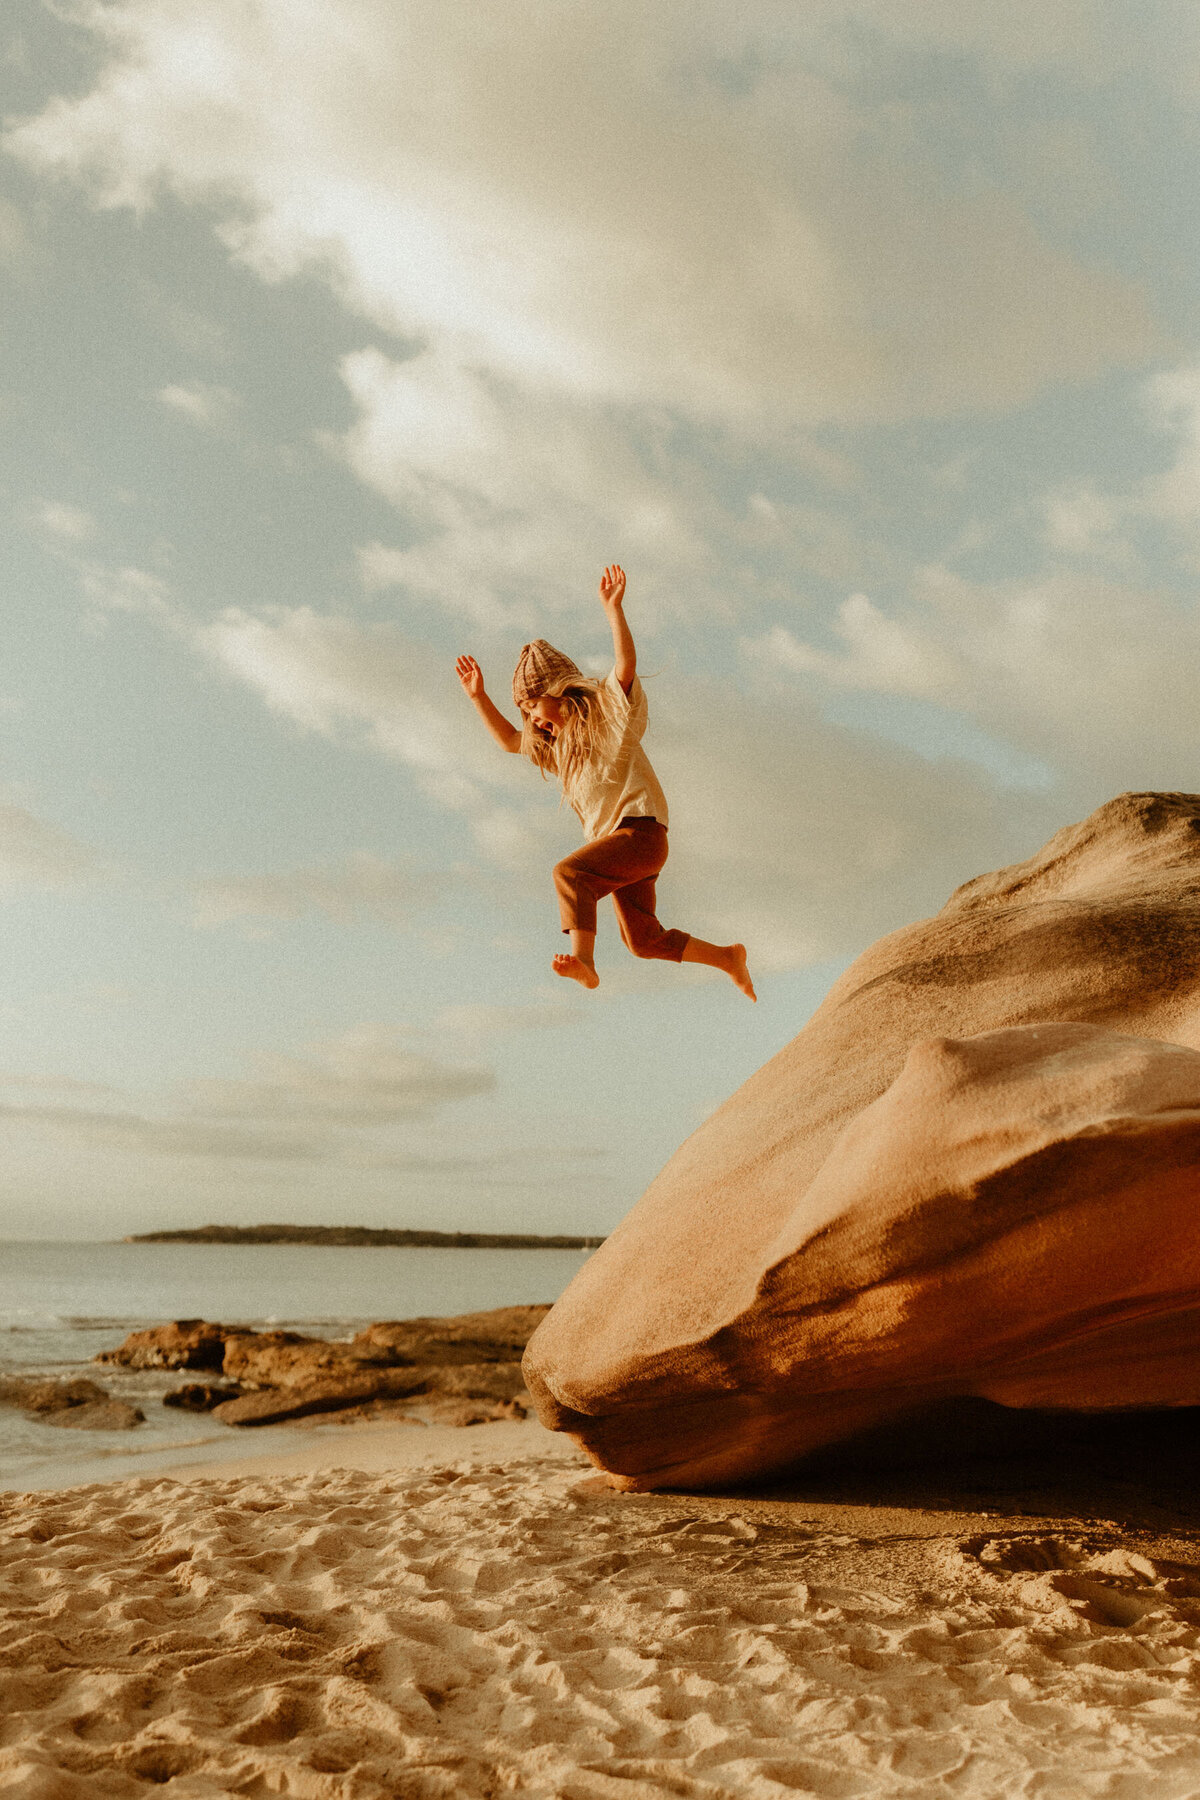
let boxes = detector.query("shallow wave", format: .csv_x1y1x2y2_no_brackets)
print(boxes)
260,1316,373,1328
11,1431,230,1465
1,1314,370,1332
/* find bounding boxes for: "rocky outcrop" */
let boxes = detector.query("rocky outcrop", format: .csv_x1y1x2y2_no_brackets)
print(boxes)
428,1362,528,1400
0,1375,144,1430
220,1332,375,1390
99,1306,549,1427
211,1378,425,1427
523,793,1200,1490
352,1307,549,1365
95,1320,231,1372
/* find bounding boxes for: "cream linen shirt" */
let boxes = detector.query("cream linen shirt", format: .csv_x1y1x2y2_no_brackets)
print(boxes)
562,670,670,842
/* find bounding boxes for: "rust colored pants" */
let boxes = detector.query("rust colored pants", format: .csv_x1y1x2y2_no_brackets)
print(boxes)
553,817,690,962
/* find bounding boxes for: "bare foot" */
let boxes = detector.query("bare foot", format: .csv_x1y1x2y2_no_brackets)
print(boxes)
727,943,757,1000
553,953,600,990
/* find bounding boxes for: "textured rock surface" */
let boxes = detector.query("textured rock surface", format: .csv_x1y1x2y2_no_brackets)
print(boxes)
524,793,1200,1490
162,1383,245,1412
95,1320,233,1372
210,1374,427,1427
39,1399,145,1430
0,1375,143,1430
99,1307,547,1426
220,1331,373,1390
352,1307,549,1364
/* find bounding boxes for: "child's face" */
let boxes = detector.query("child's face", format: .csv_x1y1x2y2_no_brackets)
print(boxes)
522,695,568,739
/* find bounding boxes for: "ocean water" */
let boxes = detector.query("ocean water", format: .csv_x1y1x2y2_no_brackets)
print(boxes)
0,1240,592,1492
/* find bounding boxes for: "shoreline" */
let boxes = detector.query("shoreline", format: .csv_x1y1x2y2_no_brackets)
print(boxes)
1,1405,567,1497
159,1414,571,1488
0,1287,571,1492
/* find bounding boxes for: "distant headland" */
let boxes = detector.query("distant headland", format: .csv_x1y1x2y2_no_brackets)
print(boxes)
123,1223,601,1250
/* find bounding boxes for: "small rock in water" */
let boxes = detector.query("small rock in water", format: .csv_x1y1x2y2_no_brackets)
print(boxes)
5,1376,109,1413
0,1375,143,1429
162,1382,245,1412
41,1399,144,1431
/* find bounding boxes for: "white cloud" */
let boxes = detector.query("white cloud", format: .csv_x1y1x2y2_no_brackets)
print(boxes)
748,597,962,700
752,562,1200,806
1043,486,1125,557
5,2,1159,432
1140,364,1200,531
79,561,172,619
28,507,179,626
191,852,436,931
37,501,96,541
0,1101,334,1163
157,379,239,426
8,0,1168,714
185,1025,494,1125
1036,362,1200,560
0,802,108,891
649,675,1057,967
436,1001,582,1038
0,1026,496,1164
0,1072,118,1097
198,602,528,813
341,348,713,629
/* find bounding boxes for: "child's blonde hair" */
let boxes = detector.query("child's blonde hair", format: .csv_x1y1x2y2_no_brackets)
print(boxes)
520,676,621,795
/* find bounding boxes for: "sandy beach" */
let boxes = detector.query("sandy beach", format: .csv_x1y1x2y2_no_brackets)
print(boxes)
7,1423,1200,1797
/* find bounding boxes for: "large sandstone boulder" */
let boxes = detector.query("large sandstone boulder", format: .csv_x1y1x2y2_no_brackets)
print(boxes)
523,792,1200,1490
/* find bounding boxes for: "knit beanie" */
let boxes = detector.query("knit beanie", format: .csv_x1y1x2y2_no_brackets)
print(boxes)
512,639,582,709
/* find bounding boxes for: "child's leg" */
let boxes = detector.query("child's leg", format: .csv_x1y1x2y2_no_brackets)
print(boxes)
606,829,756,1000
681,935,756,1000
613,880,756,999
611,875,688,962
554,928,598,989
551,827,666,990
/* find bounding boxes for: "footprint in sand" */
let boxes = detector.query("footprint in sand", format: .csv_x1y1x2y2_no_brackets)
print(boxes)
965,1533,1200,1629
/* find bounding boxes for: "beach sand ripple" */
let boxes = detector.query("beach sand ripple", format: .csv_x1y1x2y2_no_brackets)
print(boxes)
5,1457,1200,1796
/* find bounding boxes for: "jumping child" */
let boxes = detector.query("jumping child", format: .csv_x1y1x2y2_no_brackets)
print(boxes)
455,565,756,998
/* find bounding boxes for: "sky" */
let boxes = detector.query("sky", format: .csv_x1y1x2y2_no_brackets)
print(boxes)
2,1,1200,1240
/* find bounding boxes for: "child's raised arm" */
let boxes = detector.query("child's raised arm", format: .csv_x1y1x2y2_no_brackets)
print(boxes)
455,655,522,753
599,565,635,695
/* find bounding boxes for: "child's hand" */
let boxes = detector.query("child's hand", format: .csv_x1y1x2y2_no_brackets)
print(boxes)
455,654,485,701
599,564,626,611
